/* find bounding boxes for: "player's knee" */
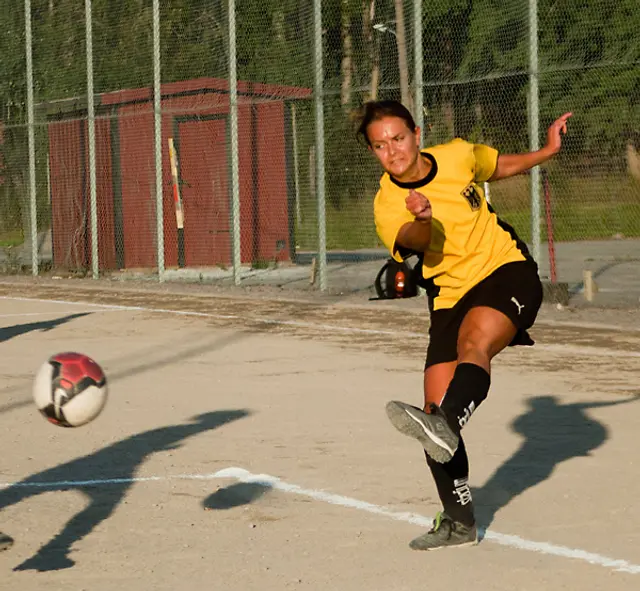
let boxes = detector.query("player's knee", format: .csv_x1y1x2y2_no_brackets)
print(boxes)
457,331,491,359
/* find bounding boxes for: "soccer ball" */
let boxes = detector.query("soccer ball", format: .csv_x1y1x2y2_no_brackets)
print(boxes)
33,352,108,428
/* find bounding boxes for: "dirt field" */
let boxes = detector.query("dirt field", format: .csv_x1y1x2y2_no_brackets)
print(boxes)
1,278,639,590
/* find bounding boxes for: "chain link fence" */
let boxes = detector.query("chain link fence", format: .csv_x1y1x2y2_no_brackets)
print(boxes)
0,0,638,304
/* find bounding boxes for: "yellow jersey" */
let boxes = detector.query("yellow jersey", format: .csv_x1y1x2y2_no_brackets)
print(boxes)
374,138,531,310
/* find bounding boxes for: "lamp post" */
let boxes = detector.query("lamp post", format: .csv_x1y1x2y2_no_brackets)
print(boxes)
373,22,395,36
373,19,411,111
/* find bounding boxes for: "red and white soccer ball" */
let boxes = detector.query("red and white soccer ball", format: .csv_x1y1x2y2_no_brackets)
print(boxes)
33,352,108,428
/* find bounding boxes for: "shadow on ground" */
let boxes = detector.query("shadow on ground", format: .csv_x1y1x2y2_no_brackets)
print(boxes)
473,394,638,538
203,481,272,510
0,409,250,572
0,313,91,344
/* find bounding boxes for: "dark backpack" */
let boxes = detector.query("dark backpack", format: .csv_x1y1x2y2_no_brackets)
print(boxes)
372,256,421,300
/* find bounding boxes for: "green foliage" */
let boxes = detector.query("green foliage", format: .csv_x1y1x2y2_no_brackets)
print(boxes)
0,228,24,247
0,0,637,252
296,172,640,252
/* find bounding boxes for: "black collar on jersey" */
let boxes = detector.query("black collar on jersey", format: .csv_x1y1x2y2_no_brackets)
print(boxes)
389,152,438,189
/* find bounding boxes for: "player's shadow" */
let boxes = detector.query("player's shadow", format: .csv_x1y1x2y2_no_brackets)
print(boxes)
0,312,91,343
0,409,250,572
473,394,637,538
203,481,272,510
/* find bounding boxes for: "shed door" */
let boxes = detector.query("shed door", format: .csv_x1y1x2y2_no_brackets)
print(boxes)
177,117,230,266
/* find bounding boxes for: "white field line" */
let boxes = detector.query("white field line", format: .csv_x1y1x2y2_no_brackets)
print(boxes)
0,296,639,358
1,466,638,574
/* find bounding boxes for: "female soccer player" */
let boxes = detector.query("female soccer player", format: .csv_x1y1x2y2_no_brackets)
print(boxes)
359,100,571,551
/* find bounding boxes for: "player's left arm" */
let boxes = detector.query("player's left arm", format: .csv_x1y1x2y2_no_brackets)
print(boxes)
489,112,572,181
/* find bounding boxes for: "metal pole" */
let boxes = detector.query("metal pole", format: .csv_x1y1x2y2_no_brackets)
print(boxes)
229,0,241,285
413,0,423,145
153,0,164,280
25,0,37,276
529,0,541,263
85,0,99,279
291,103,301,225
313,0,327,291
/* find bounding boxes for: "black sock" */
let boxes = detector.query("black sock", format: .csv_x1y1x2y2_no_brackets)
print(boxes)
439,363,491,434
425,436,474,526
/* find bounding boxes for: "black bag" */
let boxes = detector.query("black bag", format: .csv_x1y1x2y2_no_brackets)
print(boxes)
372,256,420,300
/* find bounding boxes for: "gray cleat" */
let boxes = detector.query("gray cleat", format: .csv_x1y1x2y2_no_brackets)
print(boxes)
410,512,477,551
0,531,14,552
385,400,459,463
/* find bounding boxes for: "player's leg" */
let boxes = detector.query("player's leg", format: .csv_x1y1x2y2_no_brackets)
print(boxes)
438,261,543,434
409,362,478,550
437,306,516,433
385,307,462,462
388,323,507,550
388,262,542,463
0,530,13,551
393,308,517,464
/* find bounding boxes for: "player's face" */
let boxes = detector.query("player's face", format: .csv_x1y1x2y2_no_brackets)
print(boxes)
367,116,421,180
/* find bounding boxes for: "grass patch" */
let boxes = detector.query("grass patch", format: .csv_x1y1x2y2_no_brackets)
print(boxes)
295,173,640,251
0,228,24,248
489,173,640,242
296,198,381,251
251,259,272,270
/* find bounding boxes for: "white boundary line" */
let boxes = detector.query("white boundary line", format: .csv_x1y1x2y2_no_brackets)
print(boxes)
4,294,640,332
0,296,421,337
1,289,639,332
1,295,639,359
1,466,638,574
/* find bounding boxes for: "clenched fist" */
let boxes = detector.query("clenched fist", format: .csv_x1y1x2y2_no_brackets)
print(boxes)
406,189,432,221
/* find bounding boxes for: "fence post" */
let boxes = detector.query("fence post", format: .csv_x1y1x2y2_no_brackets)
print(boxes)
153,0,164,281
25,0,37,276
413,0,423,145
85,0,99,279
313,0,327,291
229,0,241,285
291,103,301,226
528,0,541,264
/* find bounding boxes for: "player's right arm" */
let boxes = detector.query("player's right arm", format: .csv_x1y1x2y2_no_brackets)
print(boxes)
395,189,432,252
375,188,432,258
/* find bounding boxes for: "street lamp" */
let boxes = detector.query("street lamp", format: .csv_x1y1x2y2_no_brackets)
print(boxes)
373,22,396,38
372,20,410,110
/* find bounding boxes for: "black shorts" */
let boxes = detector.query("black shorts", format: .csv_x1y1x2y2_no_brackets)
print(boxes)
425,261,543,368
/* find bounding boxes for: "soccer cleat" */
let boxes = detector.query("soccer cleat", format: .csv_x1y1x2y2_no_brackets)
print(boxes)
409,512,477,551
385,400,459,463
0,531,14,552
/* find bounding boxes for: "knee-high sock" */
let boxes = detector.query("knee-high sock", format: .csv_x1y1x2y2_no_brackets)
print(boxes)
425,435,474,526
439,362,491,434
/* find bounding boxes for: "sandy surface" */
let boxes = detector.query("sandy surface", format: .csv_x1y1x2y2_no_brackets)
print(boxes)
0,278,639,590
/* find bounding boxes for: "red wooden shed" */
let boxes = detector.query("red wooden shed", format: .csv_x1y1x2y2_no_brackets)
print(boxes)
44,77,311,271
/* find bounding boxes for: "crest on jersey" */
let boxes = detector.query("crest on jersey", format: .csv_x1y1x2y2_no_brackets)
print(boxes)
461,183,482,210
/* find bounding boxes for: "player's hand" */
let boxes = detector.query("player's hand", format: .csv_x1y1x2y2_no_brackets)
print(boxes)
406,189,432,221
545,112,572,155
